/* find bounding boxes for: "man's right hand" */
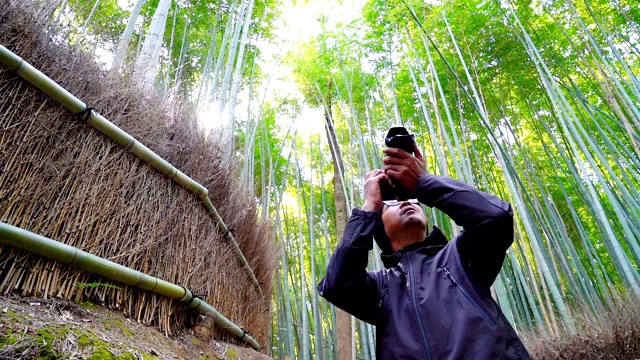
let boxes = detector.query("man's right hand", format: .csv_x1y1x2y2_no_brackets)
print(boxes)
362,170,389,213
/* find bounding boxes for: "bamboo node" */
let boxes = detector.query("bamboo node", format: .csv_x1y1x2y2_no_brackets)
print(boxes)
74,107,95,122
198,188,209,199
124,138,136,151
177,286,191,303
9,56,24,72
67,248,79,265
236,328,249,341
168,167,177,179
182,293,201,307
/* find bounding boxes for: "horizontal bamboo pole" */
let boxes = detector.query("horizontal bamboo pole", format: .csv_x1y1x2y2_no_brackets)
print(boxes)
0,221,260,350
0,44,263,300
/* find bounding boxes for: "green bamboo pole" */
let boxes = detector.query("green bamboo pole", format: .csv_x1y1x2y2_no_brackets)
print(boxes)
0,221,261,350
508,9,640,296
0,43,263,301
307,142,326,360
293,153,310,360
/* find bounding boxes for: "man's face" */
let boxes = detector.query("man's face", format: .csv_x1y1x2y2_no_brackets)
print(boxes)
381,200,427,239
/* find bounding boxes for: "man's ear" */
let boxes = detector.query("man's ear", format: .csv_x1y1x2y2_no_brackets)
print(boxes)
374,212,393,254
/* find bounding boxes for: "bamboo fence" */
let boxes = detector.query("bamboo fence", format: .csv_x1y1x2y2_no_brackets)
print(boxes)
0,0,277,348
0,221,261,350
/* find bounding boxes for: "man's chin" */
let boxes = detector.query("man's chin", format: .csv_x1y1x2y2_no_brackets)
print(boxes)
404,216,427,228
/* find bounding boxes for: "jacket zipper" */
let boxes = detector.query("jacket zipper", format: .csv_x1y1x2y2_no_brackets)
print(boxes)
407,253,432,360
442,267,496,326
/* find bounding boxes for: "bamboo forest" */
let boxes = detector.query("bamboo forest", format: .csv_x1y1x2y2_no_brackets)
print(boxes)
0,0,639,359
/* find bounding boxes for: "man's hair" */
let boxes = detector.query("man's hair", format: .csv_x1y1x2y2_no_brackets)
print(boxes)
373,216,393,254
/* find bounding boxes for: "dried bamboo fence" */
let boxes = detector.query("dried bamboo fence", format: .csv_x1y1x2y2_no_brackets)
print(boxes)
0,0,277,348
0,221,261,350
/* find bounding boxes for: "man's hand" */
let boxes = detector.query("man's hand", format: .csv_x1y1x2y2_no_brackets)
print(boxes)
383,142,427,193
362,170,389,212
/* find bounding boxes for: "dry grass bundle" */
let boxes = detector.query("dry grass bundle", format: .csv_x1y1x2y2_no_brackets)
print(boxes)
522,295,640,359
0,0,277,349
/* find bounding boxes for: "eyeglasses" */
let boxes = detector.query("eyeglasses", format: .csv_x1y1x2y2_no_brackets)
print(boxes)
382,199,419,207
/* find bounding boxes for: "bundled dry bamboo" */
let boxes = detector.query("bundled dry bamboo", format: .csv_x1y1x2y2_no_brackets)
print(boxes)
0,0,277,349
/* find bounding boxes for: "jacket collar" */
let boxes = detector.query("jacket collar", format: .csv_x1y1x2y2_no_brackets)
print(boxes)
380,226,448,268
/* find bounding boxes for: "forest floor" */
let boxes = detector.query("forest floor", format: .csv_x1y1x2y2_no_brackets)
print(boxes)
0,295,272,360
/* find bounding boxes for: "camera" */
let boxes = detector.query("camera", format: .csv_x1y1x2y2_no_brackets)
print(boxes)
380,127,416,201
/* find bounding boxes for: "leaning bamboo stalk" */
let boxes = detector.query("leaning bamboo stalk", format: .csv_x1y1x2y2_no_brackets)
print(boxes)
0,221,261,350
0,43,263,301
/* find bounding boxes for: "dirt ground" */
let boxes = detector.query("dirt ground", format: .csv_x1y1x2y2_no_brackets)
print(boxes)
0,295,273,360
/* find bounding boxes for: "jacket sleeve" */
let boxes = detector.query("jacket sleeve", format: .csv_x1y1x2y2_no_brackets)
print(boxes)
317,209,381,326
416,174,514,288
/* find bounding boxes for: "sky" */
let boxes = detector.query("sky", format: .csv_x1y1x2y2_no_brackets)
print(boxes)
237,0,369,136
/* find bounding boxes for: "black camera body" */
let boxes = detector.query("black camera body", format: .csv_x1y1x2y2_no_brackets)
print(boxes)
380,127,417,201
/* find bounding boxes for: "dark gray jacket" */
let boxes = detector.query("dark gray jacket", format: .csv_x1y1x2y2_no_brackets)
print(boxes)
318,174,531,359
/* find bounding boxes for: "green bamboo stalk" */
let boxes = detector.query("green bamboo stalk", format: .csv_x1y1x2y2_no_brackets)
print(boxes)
373,74,393,130
209,0,238,101
282,210,302,357
336,59,370,176
514,220,557,335
319,171,339,360
502,121,595,309
218,0,250,119
562,81,640,216
275,191,295,358
0,43,264,301
536,109,634,293
420,9,577,332
511,4,634,268
196,15,220,106
307,143,326,360
173,11,190,86
113,0,146,70
52,0,69,25
397,26,447,175
573,0,640,110
564,81,640,200
80,0,101,35
507,9,640,295
417,29,468,184
389,63,404,126
134,0,171,88
225,0,257,142
0,221,261,350
274,273,286,360
495,145,575,332
509,251,546,331
357,319,370,360
508,261,533,328
293,153,311,360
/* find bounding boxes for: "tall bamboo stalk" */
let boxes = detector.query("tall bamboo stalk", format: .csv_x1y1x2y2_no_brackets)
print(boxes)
134,0,172,89
113,0,146,70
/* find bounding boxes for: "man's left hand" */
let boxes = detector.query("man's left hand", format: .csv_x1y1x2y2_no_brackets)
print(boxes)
383,142,427,193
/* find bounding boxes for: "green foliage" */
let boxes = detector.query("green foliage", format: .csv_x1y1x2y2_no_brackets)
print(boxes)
0,328,62,359
57,0,281,94
67,0,128,45
226,346,237,359
273,0,640,356
87,348,118,360
75,282,124,290
40,0,640,355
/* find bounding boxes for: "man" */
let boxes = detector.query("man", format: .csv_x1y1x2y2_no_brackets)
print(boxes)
318,144,531,359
